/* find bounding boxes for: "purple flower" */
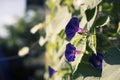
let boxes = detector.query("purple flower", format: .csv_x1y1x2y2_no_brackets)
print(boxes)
89,53,103,70
65,17,85,39
48,66,56,78
65,43,81,62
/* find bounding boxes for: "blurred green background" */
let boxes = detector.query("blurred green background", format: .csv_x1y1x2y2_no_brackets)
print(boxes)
0,0,45,80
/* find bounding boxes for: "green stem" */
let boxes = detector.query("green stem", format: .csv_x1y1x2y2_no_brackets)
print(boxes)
94,28,97,53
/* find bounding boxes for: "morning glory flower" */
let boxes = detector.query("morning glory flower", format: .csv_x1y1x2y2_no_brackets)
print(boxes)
48,66,56,78
65,43,81,62
65,17,85,39
89,53,103,70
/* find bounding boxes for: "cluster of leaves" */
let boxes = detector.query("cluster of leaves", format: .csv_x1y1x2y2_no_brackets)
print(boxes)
31,0,120,80
96,0,120,53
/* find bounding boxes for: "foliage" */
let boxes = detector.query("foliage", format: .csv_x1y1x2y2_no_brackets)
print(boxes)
1,0,120,80
27,0,120,80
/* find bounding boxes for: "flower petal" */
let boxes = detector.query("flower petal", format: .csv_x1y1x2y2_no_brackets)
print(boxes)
65,17,79,39
65,43,76,62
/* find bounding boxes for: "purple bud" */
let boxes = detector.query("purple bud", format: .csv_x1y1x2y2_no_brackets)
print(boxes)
77,27,85,34
89,53,103,70
48,66,55,78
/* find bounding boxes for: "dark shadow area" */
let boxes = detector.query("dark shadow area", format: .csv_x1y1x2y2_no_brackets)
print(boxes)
73,54,102,79
0,51,10,80
104,47,120,64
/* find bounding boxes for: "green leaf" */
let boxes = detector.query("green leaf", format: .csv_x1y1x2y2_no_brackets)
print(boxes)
71,38,87,73
60,0,73,6
41,7,71,45
73,47,120,80
73,54,102,80
80,7,97,31
104,47,120,64
117,22,120,33
58,29,66,39
94,16,110,27
102,2,112,13
46,0,56,19
85,8,96,21
71,35,83,46
88,33,97,54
